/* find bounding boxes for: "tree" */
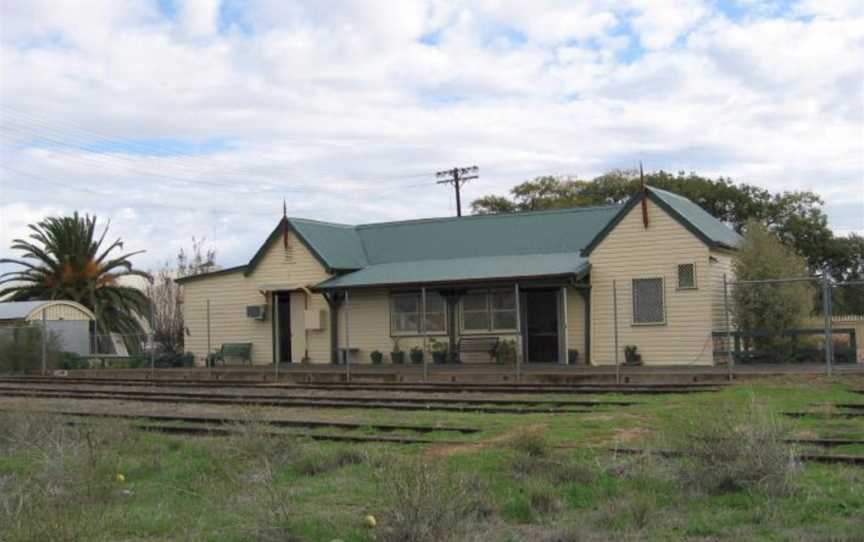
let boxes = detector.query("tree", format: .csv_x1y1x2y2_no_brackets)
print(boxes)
731,221,815,360
471,169,838,273
146,238,216,354
0,212,151,336
826,233,864,315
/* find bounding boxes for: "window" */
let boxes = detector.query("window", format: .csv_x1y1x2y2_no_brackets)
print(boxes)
461,289,518,332
490,290,517,330
677,263,697,289
632,278,665,325
391,294,419,334
462,292,489,331
424,293,447,333
390,292,447,334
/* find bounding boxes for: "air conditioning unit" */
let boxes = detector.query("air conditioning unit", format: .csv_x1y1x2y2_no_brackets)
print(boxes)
246,305,267,320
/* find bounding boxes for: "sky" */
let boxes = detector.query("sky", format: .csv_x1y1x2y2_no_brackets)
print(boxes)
1,0,862,273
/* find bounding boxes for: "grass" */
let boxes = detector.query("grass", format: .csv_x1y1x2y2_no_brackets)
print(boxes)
0,375,863,541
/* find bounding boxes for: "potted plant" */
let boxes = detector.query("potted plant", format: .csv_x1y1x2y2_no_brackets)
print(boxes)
429,339,449,364
391,338,405,364
409,346,424,364
568,349,579,365
624,345,643,365
497,339,517,364
370,350,383,365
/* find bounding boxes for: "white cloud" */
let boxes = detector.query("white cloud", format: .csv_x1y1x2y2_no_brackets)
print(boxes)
177,0,221,37
1,0,862,272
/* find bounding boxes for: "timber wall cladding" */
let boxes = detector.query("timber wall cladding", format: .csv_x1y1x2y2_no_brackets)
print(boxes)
589,198,714,365
182,231,331,365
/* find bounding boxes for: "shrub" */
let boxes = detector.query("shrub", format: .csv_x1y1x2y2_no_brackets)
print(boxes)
664,397,798,495
57,351,88,370
370,350,384,364
376,459,491,542
509,431,551,458
293,446,368,476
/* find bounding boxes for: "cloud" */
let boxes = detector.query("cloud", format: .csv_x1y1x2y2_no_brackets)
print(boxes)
1,0,862,273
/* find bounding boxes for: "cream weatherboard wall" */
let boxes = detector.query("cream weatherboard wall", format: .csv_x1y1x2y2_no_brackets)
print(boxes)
589,199,715,365
182,231,332,365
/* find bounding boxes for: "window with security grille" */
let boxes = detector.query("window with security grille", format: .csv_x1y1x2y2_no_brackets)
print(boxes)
677,263,696,289
632,278,665,324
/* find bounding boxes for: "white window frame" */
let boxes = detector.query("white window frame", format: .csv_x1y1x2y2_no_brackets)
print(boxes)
631,277,667,326
389,292,448,336
460,289,519,334
676,262,697,290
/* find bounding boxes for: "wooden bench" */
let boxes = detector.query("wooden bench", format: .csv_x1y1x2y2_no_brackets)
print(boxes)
456,336,500,363
206,343,253,367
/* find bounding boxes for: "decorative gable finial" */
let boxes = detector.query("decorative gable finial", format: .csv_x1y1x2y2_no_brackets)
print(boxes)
640,161,649,229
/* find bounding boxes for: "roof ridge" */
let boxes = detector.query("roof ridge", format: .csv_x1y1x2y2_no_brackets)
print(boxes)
355,204,623,230
288,217,355,228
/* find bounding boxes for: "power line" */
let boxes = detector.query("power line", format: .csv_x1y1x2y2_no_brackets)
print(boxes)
1,105,441,185
436,165,478,217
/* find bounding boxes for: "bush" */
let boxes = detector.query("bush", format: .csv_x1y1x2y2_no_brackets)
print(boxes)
376,459,492,542
370,350,384,364
0,326,62,373
57,351,88,370
509,431,551,458
664,397,798,495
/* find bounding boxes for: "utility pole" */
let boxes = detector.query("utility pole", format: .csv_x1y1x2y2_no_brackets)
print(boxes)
437,165,478,217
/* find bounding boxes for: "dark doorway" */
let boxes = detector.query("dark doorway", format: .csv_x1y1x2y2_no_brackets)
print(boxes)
276,293,292,363
525,289,559,363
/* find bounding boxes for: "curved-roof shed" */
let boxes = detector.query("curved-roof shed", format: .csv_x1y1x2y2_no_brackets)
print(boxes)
0,300,95,322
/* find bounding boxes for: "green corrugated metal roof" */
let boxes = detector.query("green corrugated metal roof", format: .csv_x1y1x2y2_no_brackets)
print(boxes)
355,205,621,263
288,218,368,270
184,187,740,287
649,187,742,249
315,253,589,290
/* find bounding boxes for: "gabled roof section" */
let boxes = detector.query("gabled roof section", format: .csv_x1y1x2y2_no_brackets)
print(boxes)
289,218,368,270
582,186,742,256
243,217,366,276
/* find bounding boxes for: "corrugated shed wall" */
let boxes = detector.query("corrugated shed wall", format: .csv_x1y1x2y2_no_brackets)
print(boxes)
24,303,93,322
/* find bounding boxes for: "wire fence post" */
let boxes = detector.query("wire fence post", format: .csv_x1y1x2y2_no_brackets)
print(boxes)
822,270,833,376
345,290,351,383
274,294,280,383
514,283,522,382
41,310,47,376
723,273,733,381
149,298,155,378
421,287,428,383
206,299,212,377
613,279,620,385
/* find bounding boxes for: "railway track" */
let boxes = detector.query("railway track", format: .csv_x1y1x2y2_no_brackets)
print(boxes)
611,446,864,466
0,384,637,408
0,387,595,414
0,376,723,395
59,417,450,445
25,409,479,434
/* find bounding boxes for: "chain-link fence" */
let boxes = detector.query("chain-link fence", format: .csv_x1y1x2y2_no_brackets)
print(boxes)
714,274,864,374
0,324,198,374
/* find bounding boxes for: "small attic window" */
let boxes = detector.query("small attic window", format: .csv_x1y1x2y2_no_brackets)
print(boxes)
677,263,697,290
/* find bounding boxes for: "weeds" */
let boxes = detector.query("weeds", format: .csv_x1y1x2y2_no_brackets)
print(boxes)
664,396,798,495
376,458,492,542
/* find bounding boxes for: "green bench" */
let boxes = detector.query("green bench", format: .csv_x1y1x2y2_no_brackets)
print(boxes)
206,343,253,367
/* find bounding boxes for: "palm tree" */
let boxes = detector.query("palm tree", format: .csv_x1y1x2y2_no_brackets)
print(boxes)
0,212,152,336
